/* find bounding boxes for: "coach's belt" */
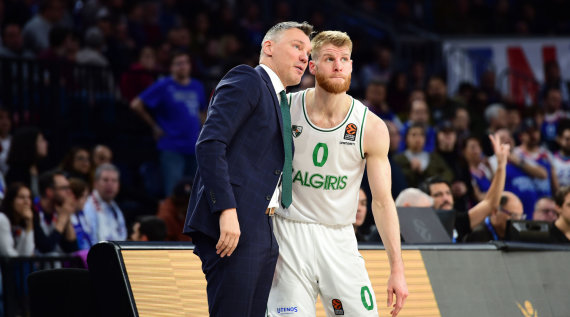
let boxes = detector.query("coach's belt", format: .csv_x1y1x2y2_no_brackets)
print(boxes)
265,207,276,216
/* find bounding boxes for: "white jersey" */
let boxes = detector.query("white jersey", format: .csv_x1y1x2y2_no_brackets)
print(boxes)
276,88,367,225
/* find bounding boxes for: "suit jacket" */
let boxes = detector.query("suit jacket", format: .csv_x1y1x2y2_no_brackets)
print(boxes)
184,65,286,240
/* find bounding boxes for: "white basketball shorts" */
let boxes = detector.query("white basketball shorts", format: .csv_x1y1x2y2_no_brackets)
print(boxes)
267,214,378,316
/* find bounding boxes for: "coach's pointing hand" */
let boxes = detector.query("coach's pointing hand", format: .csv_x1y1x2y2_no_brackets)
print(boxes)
217,208,240,257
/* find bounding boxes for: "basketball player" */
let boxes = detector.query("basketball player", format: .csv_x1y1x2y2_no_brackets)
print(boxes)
267,31,408,317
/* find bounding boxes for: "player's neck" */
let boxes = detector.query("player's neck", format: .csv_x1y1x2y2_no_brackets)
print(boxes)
306,86,350,129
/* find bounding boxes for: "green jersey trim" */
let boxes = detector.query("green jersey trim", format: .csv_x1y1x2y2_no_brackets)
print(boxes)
360,107,367,159
302,89,355,132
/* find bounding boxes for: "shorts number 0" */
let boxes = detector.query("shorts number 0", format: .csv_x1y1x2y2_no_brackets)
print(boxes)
360,286,374,310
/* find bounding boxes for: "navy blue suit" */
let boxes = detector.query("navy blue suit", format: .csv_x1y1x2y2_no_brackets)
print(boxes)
184,65,286,316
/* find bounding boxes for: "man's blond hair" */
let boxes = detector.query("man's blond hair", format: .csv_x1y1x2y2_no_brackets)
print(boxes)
310,31,352,61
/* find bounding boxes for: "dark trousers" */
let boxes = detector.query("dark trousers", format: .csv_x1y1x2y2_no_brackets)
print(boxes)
192,216,279,316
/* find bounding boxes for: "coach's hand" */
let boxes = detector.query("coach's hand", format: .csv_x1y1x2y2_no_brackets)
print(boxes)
387,270,408,317
217,208,240,257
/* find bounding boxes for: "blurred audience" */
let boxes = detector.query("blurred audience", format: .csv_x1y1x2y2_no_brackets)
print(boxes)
0,107,12,174
551,186,570,243
553,120,570,187
156,177,192,242
532,197,558,223
69,178,94,250
0,183,34,256
464,191,525,242
59,147,92,185
33,171,77,255
130,216,167,242
399,99,436,152
83,163,126,242
395,188,433,207
130,51,207,197
6,126,49,198
393,123,453,187
353,188,368,242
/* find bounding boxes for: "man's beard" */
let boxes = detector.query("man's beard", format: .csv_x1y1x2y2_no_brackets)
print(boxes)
316,72,351,94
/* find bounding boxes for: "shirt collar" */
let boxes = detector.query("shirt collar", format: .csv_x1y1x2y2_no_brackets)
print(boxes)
259,64,285,98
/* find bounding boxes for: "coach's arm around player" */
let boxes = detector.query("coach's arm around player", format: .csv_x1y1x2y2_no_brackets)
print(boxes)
363,112,409,316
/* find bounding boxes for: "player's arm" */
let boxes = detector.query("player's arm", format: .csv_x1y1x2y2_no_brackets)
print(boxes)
467,134,510,229
363,113,408,316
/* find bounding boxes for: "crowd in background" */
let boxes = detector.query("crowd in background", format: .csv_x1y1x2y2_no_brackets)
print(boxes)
0,0,570,261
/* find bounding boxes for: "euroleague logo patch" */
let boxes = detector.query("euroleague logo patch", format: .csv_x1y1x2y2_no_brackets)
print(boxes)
344,123,357,141
292,125,303,138
332,299,344,315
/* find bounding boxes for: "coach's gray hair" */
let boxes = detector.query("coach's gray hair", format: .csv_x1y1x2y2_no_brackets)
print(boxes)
484,103,506,124
259,21,314,60
94,163,120,181
395,188,434,207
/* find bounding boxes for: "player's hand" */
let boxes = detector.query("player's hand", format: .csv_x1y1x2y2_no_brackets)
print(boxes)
216,208,240,257
387,271,408,317
490,133,510,168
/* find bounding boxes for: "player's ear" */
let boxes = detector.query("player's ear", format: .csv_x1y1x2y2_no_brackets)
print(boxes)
309,60,317,75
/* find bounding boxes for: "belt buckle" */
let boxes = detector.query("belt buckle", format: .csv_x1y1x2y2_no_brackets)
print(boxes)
265,207,276,216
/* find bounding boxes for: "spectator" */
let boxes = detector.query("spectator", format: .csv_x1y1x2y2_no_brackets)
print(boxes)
505,104,522,135
120,46,158,103
393,123,453,187
6,126,49,198
482,103,508,155
395,188,433,207
156,177,192,242
540,87,568,150
362,79,403,130
130,51,207,197
0,107,12,174
130,216,167,242
464,191,525,242
83,163,126,242
421,133,510,241
69,178,94,250
33,171,77,254
551,186,570,243
0,183,34,256
434,120,472,211
399,99,436,152
0,23,34,58
22,0,66,54
91,144,113,169
479,68,503,105
359,45,393,87
463,136,493,202
37,26,77,62
453,106,471,148
353,188,368,242
540,61,570,108
59,147,92,184
532,197,558,223
76,26,109,67
386,72,410,115
426,76,460,123
553,120,570,187
513,120,557,216
489,129,547,217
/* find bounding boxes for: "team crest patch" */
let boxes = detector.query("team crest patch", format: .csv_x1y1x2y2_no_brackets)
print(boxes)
332,299,344,315
344,123,357,141
292,125,303,138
